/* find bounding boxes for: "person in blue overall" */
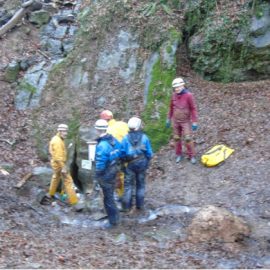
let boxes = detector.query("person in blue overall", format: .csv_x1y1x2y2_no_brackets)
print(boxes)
94,119,121,229
121,117,153,212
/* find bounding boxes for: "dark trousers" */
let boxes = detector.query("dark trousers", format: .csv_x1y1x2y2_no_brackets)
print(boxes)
122,167,146,210
97,168,119,225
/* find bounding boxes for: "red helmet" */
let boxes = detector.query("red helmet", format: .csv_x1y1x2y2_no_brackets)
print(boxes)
100,110,113,120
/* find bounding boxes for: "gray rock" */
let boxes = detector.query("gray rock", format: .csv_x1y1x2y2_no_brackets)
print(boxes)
29,10,51,27
4,60,20,82
45,38,63,56
143,52,159,105
32,166,53,176
75,126,98,193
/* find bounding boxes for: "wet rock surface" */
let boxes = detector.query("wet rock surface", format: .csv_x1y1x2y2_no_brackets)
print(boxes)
0,0,270,268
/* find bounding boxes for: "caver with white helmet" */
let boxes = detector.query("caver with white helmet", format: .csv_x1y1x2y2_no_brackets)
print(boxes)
166,76,198,164
94,118,122,228
121,116,153,212
48,123,78,205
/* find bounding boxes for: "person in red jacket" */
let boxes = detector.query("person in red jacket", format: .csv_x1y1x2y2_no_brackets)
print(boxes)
166,77,198,164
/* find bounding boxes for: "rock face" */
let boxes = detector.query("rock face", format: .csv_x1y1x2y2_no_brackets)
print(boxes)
73,126,98,194
188,205,250,243
188,2,270,82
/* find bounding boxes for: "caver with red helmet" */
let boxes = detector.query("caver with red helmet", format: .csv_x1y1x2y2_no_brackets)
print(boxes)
100,110,113,120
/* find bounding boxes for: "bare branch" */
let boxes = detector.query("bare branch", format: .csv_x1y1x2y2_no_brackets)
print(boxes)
0,0,41,37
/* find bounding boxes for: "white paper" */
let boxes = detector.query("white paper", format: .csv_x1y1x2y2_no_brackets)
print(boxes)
81,159,92,170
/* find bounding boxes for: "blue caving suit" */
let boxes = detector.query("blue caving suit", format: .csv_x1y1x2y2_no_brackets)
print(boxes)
95,134,121,226
121,130,153,211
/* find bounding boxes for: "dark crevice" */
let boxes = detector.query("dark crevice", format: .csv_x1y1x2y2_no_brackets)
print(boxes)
70,146,82,191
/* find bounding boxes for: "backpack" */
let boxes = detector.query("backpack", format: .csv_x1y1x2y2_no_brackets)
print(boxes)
201,144,234,167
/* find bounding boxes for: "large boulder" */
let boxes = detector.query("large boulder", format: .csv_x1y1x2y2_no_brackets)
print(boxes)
74,126,98,194
188,205,250,243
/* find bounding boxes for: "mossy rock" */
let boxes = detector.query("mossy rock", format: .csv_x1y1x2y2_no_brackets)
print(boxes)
4,61,20,82
29,10,51,27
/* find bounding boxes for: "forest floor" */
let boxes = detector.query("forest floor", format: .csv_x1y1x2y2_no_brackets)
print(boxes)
0,3,270,268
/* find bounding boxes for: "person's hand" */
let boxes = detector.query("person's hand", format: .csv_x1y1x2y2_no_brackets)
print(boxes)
192,122,198,131
61,166,67,174
166,119,171,128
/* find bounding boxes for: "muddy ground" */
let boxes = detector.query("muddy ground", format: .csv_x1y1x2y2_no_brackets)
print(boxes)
1,9,270,270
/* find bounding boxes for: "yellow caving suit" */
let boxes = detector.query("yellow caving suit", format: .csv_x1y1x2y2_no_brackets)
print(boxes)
48,133,78,205
107,119,129,197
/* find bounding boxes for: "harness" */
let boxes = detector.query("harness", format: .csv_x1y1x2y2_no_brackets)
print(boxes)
126,133,145,163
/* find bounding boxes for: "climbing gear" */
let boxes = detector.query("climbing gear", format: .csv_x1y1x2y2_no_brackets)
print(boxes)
172,77,185,88
100,110,113,120
201,144,234,167
190,157,197,164
176,155,183,163
165,119,171,128
128,117,142,131
94,119,108,130
191,122,198,131
57,124,68,131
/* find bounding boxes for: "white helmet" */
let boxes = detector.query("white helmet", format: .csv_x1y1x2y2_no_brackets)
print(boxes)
94,119,108,130
57,124,68,131
128,117,142,131
172,77,185,88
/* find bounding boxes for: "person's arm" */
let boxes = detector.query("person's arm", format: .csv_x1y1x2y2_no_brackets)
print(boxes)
144,135,153,160
167,95,174,120
95,143,108,171
188,93,198,123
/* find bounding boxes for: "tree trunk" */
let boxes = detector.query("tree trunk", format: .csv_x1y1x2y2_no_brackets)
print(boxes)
0,0,39,37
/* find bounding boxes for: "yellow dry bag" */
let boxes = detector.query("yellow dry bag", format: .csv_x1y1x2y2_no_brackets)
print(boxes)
201,144,234,167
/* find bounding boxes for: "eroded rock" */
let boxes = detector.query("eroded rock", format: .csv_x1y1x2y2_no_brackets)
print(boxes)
188,205,251,243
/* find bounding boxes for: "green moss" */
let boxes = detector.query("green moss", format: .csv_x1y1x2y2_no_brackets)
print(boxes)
20,80,37,94
166,45,173,54
5,62,20,83
185,0,216,35
142,59,176,151
189,7,252,82
67,109,81,144
169,28,182,42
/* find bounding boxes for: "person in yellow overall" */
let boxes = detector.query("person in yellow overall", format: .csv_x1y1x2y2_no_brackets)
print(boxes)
48,124,78,205
100,110,129,199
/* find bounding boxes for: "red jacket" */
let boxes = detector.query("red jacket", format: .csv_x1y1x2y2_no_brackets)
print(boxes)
168,89,198,123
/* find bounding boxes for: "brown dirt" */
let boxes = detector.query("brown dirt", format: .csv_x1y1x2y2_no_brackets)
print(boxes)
0,2,270,268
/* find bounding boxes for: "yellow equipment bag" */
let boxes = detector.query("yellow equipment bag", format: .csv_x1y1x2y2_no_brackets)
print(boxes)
201,144,234,167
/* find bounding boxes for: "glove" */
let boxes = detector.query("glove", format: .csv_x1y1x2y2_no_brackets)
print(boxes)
61,166,67,174
192,122,198,131
165,119,171,128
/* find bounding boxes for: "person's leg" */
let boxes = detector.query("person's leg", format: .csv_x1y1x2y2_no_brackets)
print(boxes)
63,173,78,205
135,171,146,209
100,180,119,225
122,167,135,211
49,162,61,196
173,122,183,163
115,171,125,200
183,122,196,160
